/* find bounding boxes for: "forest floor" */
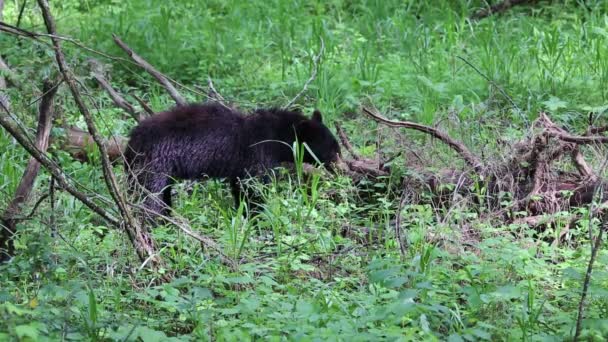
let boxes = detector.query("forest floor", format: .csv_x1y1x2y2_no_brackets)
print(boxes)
1,1,608,340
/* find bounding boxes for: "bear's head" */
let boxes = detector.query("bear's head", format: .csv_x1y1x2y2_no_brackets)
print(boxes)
296,110,341,169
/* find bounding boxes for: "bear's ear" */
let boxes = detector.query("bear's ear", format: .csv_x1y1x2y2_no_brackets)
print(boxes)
312,110,323,123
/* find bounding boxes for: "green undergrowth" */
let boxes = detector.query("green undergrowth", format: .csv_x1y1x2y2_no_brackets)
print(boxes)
1,0,608,340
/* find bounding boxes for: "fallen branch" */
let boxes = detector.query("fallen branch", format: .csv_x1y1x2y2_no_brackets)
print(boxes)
112,34,187,106
59,126,126,162
89,59,144,122
0,56,9,110
1,79,59,260
207,77,230,109
0,102,120,227
342,158,389,178
38,0,161,268
362,106,482,171
130,93,155,115
134,204,237,270
335,122,360,161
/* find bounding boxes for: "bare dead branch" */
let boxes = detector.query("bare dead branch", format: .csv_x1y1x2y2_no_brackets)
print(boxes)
0,102,120,227
129,93,154,116
341,157,389,177
89,59,143,122
572,148,597,182
362,106,482,171
586,124,608,135
9,193,50,223
1,79,58,258
133,203,237,270
0,57,9,110
539,112,608,145
457,56,524,123
334,122,360,161
112,34,186,106
207,77,230,107
59,126,126,162
38,0,160,267
284,38,324,108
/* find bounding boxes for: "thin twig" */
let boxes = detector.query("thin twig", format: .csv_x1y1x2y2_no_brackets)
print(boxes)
112,34,187,106
89,59,142,121
1,78,58,259
334,122,360,160
284,38,324,108
38,0,159,266
133,204,237,270
0,102,119,226
8,193,49,223
456,55,526,125
0,21,209,100
129,93,154,115
574,153,608,340
49,176,56,237
15,0,27,28
207,77,230,109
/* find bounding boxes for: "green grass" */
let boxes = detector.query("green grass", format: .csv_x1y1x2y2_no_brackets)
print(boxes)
2,0,608,340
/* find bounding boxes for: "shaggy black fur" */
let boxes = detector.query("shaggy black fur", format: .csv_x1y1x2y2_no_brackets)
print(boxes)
124,102,340,216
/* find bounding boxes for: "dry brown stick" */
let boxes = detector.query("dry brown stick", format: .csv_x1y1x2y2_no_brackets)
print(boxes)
59,126,126,162
89,59,143,122
93,74,142,121
112,34,186,106
134,204,237,270
130,93,154,115
207,77,229,107
362,106,482,171
574,165,608,340
572,148,597,181
342,158,389,178
0,103,119,226
38,0,160,266
334,122,360,161
540,112,608,144
587,125,608,135
471,0,535,20
1,79,58,259
0,57,9,110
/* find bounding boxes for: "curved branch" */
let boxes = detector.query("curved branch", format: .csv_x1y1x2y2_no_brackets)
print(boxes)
38,0,160,266
112,34,186,106
362,106,482,171
0,103,120,227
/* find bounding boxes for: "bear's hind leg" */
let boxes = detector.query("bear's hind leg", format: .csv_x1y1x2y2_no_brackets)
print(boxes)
142,172,172,217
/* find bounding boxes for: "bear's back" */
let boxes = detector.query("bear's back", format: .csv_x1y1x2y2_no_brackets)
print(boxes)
131,103,243,138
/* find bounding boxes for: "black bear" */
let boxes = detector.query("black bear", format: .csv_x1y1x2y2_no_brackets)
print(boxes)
124,102,341,216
